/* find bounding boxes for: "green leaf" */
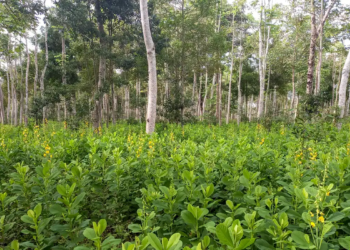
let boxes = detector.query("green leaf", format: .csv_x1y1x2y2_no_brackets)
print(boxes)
98,219,107,236
49,204,66,216
72,192,86,209
236,238,255,250
34,203,42,217
216,224,234,248
167,233,181,250
20,215,34,224
83,228,98,240
327,212,345,222
74,247,91,250
148,233,163,250
10,240,19,250
202,236,210,249
57,185,66,196
254,239,275,250
128,224,142,233
291,231,315,249
38,217,52,234
339,237,350,250
101,236,121,249
181,210,197,228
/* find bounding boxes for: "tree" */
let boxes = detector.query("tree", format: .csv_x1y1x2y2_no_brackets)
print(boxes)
306,0,337,95
338,50,350,118
140,0,157,134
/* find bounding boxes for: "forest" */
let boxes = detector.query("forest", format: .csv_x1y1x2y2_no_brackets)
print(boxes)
0,0,348,129
1,0,350,249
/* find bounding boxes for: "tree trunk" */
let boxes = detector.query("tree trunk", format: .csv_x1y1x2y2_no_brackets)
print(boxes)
226,14,235,125
202,68,208,119
94,0,107,129
307,0,337,94
216,71,222,125
257,0,266,118
6,69,10,123
192,72,197,103
25,35,30,125
140,0,157,134
237,50,243,125
61,30,67,120
40,3,49,122
197,73,202,117
34,26,39,98
19,45,23,125
0,81,4,124
338,50,350,118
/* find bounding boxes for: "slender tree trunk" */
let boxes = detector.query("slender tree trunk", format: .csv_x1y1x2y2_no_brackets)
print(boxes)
237,50,243,125
94,0,107,129
192,72,197,103
197,73,202,117
264,66,271,115
61,30,67,120
19,46,23,124
40,2,49,122
273,86,277,116
315,0,324,95
140,0,157,134
6,69,10,123
307,0,337,94
34,26,39,98
338,50,350,118
216,71,222,125
0,82,4,124
25,35,30,125
257,0,265,118
203,68,208,119
226,14,235,124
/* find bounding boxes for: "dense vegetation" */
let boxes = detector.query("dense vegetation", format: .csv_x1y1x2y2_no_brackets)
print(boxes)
1,122,350,249
0,0,349,128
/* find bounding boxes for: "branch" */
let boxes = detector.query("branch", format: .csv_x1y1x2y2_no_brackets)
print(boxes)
317,0,337,34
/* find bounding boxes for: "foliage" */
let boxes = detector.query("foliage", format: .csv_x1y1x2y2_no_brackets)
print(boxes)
0,121,350,249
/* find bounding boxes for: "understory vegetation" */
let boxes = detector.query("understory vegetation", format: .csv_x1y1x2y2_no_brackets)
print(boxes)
1,122,350,249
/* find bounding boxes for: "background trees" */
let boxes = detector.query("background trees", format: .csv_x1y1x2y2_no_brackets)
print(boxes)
0,0,349,128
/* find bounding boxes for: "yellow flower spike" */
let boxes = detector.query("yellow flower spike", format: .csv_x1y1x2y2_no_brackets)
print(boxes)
326,192,330,196
46,151,49,154
310,222,316,228
318,216,325,223
43,154,46,157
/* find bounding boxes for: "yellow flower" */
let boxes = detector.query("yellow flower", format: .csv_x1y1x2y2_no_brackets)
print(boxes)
326,192,330,196
310,212,314,217
320,212,324,216
46,151,49,154
301,173,303,176
44,154,46,157
310,222,316,228
318,216,325,223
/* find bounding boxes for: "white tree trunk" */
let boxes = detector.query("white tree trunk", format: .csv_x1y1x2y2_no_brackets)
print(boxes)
140,0,157,134
338,50,350,118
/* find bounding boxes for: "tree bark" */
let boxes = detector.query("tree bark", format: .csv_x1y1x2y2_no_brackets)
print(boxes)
34,26,39,98
306,0,337,94
237,47,243,125
140,0,157,134
40,2,49,122
61,30,67,120
94,0,107,129
216,71,222,125
25,35,30,125
0,81,4,124
226,13,235,125
338,50,350,118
